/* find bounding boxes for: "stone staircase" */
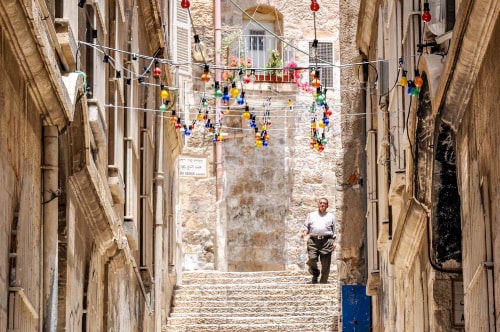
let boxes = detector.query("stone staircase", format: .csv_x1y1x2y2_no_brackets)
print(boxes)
164,270,339,332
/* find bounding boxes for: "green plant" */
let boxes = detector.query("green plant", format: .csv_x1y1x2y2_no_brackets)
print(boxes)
266,50,282,76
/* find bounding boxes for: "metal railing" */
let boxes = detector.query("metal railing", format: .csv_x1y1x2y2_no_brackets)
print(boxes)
224,34,297,83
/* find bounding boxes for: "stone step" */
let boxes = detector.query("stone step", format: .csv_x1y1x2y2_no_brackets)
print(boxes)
165,270,340,332
177,281,337,290
172,298,336,308
173,287,337,301
165,322,338,332
173,294,336,303
169,309,332,317
167,315,337,326
181,271,337,286
182,270,314,279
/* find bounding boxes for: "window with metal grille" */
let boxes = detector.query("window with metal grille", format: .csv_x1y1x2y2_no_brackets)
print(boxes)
249,30,265,51
309,42,334,88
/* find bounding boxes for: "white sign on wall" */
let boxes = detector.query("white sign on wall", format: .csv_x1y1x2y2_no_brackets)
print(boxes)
179,157,207,177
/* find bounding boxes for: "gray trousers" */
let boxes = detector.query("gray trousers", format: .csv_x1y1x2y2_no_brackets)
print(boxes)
306,237,334,283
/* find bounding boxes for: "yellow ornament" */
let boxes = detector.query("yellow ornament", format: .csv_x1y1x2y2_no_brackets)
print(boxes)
161,89,169,99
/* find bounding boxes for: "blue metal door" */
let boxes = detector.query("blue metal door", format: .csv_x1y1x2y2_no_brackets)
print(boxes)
341,285,371,331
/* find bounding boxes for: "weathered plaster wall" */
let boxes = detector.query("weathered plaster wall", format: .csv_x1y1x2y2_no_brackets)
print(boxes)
337,0,366,284
456,19,499,331
0,29,43,330
179,0,344,272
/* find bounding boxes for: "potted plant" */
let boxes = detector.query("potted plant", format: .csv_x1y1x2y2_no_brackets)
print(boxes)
222,55,252,82
266,50,283,77
285,60,301,82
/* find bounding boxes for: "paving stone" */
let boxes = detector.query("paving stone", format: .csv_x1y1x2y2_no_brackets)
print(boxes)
164,270,339,331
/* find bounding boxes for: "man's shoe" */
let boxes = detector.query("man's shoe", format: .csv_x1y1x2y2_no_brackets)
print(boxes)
311,277,318,284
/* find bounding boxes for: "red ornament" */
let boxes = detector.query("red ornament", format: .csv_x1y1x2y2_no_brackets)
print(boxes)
243,74,251,84
153,66,161,78
422,2,431,22
181,0,190,9
310,0,320,12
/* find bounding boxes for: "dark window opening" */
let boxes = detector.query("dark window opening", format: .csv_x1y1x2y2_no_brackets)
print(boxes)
309,42,334,88
432,121,462,264
249,30,265,51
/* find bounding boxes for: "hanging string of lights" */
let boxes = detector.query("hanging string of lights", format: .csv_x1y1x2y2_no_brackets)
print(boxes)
77,40,421,74
76,0,430,152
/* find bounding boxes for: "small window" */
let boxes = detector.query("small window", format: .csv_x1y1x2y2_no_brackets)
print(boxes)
249,30,265,51
309,42,334,88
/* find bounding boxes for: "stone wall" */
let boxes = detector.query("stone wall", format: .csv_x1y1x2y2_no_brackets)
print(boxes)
336,0,366,283
0,30,43,330
178,0,348,272
456,22,499,331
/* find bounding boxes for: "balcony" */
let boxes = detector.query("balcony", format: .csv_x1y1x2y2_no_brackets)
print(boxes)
224,34,299,83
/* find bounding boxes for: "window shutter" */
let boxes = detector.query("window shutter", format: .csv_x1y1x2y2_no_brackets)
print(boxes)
309,42,334,89
174,2,190,73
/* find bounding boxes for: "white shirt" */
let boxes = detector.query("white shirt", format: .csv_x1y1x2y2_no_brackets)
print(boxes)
302,211,336,237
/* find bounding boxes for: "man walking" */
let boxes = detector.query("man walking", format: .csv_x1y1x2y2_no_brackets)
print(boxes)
300,198,337,284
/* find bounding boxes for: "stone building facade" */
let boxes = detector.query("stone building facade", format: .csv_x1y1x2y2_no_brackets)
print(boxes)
176,0,365,281
357,0,499,330
0,1,183,331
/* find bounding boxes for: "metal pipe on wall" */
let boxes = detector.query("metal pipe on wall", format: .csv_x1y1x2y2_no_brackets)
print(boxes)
214,0,227,271
215,0,223,202
153,98,165,332
42,125,59,332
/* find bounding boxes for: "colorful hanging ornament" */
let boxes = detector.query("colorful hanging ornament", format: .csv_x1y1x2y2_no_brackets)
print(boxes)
315,87,325,105
413,70,423,88
201,64,211,83
400,70,408,87
243,105,251,120
311,70,321,88
310,0,320,12
175,117,182,130
153,61,161,78
231,82,239,98
160,86,169,99
214,81,223,98
421,2,431,23
237,91,245,105
222,86,230,105
170,110,177,123
243,74,251,84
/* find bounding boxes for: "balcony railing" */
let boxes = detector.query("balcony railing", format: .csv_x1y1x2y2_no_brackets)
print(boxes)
224,34,297,83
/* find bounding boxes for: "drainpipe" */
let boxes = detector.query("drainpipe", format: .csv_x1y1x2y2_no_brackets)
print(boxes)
153,103,165,331
42,125,59,332
214,0,222,202
214,0,227,271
